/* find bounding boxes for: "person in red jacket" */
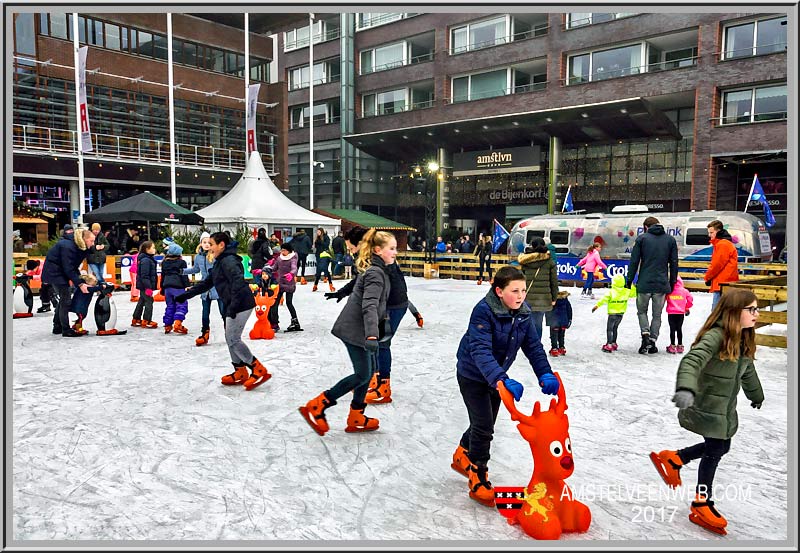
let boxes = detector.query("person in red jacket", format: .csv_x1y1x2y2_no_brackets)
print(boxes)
703,220,739,309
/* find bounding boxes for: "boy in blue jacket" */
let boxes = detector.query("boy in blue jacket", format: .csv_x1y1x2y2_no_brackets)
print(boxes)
546,290,573,356
452,265,560,508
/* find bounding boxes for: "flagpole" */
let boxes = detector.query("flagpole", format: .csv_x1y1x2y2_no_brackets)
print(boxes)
743,173,757,213
71,14,85,225
561,185,571,213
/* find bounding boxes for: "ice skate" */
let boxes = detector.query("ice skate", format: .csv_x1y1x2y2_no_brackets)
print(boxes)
221,363,249,386
131,318,142,327
638,333,651,354
345,404,379,433
329,282,336,292
558,347,566,355
37,304,51,313
312,285,318,292
649,450,683,488
195,328,210,346
61,328,84,337
602,343,614,353
243,358,272,391
299,391,336,436
451,444,471,478
365,377,392,404
611,343,619,351
164,324,173,334
677,345,684,353
142,320,158,329
284,318,303,332
467,463,495,507
689,496,727,535
414,312,424,328
173,320,188,334
300,277,307,285
647,338,658,354
667,344,678,354
549,347,561,357
477,279,482,285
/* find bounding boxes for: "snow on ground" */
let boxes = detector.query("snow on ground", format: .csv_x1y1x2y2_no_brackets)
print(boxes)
12,277,788,542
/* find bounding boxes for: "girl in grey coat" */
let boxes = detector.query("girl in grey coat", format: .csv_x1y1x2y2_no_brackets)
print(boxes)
300,229,396,436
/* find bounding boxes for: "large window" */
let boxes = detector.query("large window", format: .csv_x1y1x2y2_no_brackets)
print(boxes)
289,101,339,128
723,17,787,59
288,59,338,89
566,13,638,29
362,88,407,116
567,43,645,84
356,13,417,31
452,69,509,102
284,20,330,51
360,42,406,74
721,84,787,124
450,16,509,54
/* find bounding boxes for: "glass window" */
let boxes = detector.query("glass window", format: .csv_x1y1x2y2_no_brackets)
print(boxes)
754,85,787,121
568,53,590,84
377,89,406,114
567,13,592,28
360,50,373,74
756,17,787,55
451,26,468,54
374,42,405,71
363,94,376,117
725,22,754,59
470,16,507,50
290,106,303,128
549,230,569,244
78,16,87,44
50,14,69,39
470,69,507,100
105,23,120,50
14,13,36,55
208,48,224,72
722,89,752,124
137,31,153,57
452,76,469,103
592,44,642,80
182,42,197,67
526,230,545,243
685,228,709,246
153,34,168,60
89,19,103,47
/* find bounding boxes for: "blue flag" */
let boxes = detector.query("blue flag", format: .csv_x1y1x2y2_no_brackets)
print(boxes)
748,175,776,228
563,187,574,213
492,219,510,253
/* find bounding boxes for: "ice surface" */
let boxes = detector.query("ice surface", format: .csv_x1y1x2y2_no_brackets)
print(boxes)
12,278,788,541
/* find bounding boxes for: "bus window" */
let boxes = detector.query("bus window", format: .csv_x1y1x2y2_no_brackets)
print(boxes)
685,228,710,246
555,247,570,254
526,230,545,244
549,229,569,245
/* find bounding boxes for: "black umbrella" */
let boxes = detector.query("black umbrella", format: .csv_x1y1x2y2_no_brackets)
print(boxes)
83,191,203,239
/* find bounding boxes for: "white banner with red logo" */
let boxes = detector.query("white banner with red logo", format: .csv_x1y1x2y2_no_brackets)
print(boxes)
77,45,93,152
246,83,260,153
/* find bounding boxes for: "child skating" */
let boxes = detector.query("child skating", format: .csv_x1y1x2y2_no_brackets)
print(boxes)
183,231,225,346
649,289,764,535
161,241,191,334
268,242,303,333
591,274,636,352
545,290,572,356
175,232,271,391
451,266,560,507
576,243,607,299
131,241,159,328
300,229,395,435
666,276,694,354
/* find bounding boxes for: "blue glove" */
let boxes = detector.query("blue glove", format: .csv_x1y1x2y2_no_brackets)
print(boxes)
501,377,524,401
539,373,560,395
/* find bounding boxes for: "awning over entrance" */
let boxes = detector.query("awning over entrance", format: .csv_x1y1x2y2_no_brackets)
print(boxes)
343,97,681,162
313,208,416,231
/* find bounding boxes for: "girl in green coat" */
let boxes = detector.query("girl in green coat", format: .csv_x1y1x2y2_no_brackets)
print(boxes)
650,289,764,536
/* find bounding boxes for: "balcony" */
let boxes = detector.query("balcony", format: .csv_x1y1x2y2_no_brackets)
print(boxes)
360,33,435,75
450,14,549,55
12,124,275,174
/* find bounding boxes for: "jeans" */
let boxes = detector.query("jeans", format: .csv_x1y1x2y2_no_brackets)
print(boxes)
132,293,153,322
478,257,492,281
531,311,545,339
376,307,407,379
314,257,332,286
201,296,225,330
326,341,375,405
583,271,595,293
712,291,722,310
549,327,566,349
636,292,666,340
225,311,254,365
52,285,73,333
458,373,501,465
298,255,308,278
607,314,623,344
88,263,105,283
668,314,685,345
677,437,732,499
333,253,344,276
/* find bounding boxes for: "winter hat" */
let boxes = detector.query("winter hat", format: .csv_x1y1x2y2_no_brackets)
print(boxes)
167,243,183,256
162,236,175,249
200,231,211,241
63,224,73,233
281,242,294,253
272,245,282,255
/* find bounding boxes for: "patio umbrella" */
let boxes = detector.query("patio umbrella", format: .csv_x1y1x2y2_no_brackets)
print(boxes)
83,191,203,239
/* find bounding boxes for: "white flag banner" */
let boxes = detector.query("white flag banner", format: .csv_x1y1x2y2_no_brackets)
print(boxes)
77,45,93,152
246,83,260,153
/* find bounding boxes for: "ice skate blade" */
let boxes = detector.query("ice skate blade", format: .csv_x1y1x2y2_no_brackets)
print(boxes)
97,329,128,336
469,492,495,508
299,407,328,436
344,425,379,433
365,396,392,404
243,373,272,391
649,452,679,489
689,514,727,535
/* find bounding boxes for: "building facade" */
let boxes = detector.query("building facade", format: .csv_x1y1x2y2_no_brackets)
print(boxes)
277,11,788,253
11,12,291,224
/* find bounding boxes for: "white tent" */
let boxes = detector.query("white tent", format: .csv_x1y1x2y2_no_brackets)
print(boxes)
196,151,340,235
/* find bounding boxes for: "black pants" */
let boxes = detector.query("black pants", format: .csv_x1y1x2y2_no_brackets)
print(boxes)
268,289,297,324
668,314,685,345
313,257,332,286
52,285,73,333
607,314,623,344
132,294,154,322
478,257,492,280
678,437,732,499
549,327,566,349
39,282,54,307
297,255,307,277
458,373,501,466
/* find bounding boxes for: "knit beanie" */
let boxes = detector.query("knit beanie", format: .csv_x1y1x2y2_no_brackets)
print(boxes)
167,243,183,256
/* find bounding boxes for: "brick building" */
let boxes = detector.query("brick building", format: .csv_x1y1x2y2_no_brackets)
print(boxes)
276,11,788,253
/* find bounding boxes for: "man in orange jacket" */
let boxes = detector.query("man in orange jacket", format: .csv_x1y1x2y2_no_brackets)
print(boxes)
704,220,739,309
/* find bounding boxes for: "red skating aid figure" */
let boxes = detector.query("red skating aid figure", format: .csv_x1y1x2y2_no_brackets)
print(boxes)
249,289,277,340
497,373,591,540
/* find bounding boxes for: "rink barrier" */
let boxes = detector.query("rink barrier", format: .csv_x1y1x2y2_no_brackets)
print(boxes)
720,279,787,348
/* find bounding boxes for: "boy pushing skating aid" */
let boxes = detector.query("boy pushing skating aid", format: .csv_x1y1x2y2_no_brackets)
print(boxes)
649,289,764,535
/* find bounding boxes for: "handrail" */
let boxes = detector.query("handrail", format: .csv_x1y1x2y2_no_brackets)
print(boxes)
710,110,788,125
565,56,698,85
284,27,342,51
360,51,435,75
359,99,436,119
450,81,547,103
716,42,788,59
450,25,549,55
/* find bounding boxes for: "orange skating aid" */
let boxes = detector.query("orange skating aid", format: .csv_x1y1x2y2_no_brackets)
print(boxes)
345,404,379,433
451,444,471,478
249,291,277,340
299,392,336,436
242,358,271,390
650,450,683,489
221,364,249,386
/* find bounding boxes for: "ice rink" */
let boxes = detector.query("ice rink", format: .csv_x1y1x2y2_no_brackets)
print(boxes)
12,277,788,542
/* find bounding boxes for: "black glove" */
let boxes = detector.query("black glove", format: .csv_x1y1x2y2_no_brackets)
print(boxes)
365,339,379,352
705,280,712,287
174,293,190,303
751,401,762,409
324,292,342,302
623,282,631,289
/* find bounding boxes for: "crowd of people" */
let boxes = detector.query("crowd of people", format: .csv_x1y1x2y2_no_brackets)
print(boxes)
23,215,761,535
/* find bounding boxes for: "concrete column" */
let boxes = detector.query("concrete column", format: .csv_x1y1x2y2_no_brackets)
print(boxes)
436,147,450,233
548,135,561,213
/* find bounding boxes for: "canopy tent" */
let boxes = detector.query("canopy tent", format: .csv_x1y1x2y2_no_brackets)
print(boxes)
196,152,340,235
83,191,203,238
